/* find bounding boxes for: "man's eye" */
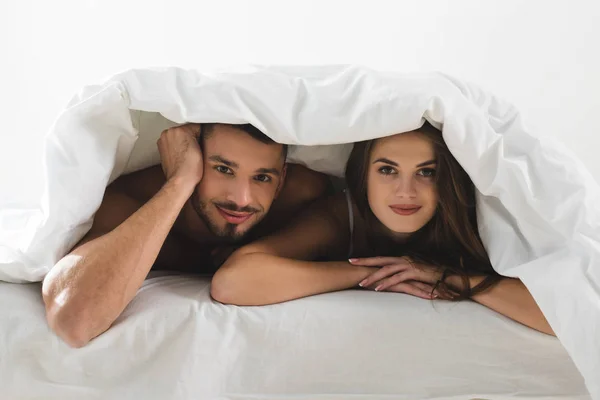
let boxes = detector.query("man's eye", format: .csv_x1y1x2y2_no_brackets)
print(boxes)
378,166,396,175
418,168,436,178
255,174,272,183
215,166,233,175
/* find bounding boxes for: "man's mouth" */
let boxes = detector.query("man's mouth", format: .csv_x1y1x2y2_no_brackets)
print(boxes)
389,205,422,216
215,205,254,225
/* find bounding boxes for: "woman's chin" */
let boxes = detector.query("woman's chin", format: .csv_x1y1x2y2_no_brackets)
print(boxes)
381,226,413,239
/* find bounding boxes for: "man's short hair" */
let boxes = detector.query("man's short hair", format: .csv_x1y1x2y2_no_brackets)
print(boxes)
201,123,288,160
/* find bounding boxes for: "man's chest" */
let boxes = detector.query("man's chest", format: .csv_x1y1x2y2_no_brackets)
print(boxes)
155,202,235,273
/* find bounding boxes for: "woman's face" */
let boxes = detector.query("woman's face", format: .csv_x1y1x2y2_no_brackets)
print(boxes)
367,132,438,237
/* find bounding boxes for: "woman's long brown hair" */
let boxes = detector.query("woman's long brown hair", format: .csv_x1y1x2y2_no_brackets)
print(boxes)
345,121,501,299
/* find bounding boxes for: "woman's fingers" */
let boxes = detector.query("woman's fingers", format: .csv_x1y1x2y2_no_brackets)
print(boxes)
377,277,437,299
373,272,411,292
384,282,433,300
372,268,436,292
349,257,407,267
363,277,441,299
354,256,445,296
358,264,407,288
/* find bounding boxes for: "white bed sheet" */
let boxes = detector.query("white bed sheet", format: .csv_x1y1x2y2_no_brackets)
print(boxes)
0,274,589,400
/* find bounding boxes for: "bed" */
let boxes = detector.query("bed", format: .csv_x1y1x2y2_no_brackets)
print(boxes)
0,272,589,400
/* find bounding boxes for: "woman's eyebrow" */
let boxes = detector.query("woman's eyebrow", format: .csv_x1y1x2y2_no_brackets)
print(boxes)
373,157,398,166
416,159,437,167
373,158,437,168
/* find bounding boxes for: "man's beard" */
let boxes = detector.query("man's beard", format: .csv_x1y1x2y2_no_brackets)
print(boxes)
191,192,262,243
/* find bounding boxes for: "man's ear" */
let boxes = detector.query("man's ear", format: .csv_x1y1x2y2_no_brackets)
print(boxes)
274,163,288,198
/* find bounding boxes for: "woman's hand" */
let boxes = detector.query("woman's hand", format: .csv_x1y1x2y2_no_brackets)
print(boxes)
349,256,449,300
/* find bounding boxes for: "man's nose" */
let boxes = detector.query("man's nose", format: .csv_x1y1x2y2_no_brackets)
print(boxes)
226,179,252,208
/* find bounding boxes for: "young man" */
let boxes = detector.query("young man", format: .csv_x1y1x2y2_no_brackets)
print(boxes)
42,123,329,348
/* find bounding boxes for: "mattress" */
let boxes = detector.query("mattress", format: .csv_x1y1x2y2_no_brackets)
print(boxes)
0,272,589,400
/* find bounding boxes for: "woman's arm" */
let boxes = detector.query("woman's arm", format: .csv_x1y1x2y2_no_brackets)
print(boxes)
446,275,555,336
210,194,377,306
351,257,555,336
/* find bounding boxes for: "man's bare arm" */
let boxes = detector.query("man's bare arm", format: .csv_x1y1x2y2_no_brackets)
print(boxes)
42,124,202,347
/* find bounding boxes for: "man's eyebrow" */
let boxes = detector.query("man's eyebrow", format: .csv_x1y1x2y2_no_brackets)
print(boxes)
255,168,280,177
416,159,437,167
373,157,398,166
208,155,239,168
209,155,280,176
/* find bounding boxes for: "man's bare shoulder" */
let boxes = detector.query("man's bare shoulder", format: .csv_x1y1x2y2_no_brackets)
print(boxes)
79,166,167,243
305,191,350,233
108,165,166,203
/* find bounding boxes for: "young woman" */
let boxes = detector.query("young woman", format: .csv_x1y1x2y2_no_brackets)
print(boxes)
210,122,554,335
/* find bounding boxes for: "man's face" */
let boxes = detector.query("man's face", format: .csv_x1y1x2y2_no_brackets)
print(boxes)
191,125,286,242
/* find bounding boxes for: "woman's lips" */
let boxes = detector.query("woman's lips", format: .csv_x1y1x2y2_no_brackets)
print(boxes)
389,205,421,216
216,206,253,224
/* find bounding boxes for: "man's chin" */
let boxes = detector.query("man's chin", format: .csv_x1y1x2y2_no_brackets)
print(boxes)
205,209,266,242
212,222,254,242
224,229,249,242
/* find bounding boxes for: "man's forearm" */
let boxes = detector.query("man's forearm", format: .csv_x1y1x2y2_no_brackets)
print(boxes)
212,253,375,306
447,275,555,335
42,177,195,347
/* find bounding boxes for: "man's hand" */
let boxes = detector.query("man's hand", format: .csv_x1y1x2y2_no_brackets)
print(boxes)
157,123,203,186
350,256,448,300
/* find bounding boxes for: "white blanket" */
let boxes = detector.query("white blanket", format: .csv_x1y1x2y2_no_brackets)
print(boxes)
0,65,599,397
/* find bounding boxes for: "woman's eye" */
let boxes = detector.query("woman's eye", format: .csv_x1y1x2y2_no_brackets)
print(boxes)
215,166,233,175
378,166,397,175
255,174,272,183
418,168,436,178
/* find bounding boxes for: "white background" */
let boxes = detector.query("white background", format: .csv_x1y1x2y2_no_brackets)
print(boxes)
1,0,599,204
